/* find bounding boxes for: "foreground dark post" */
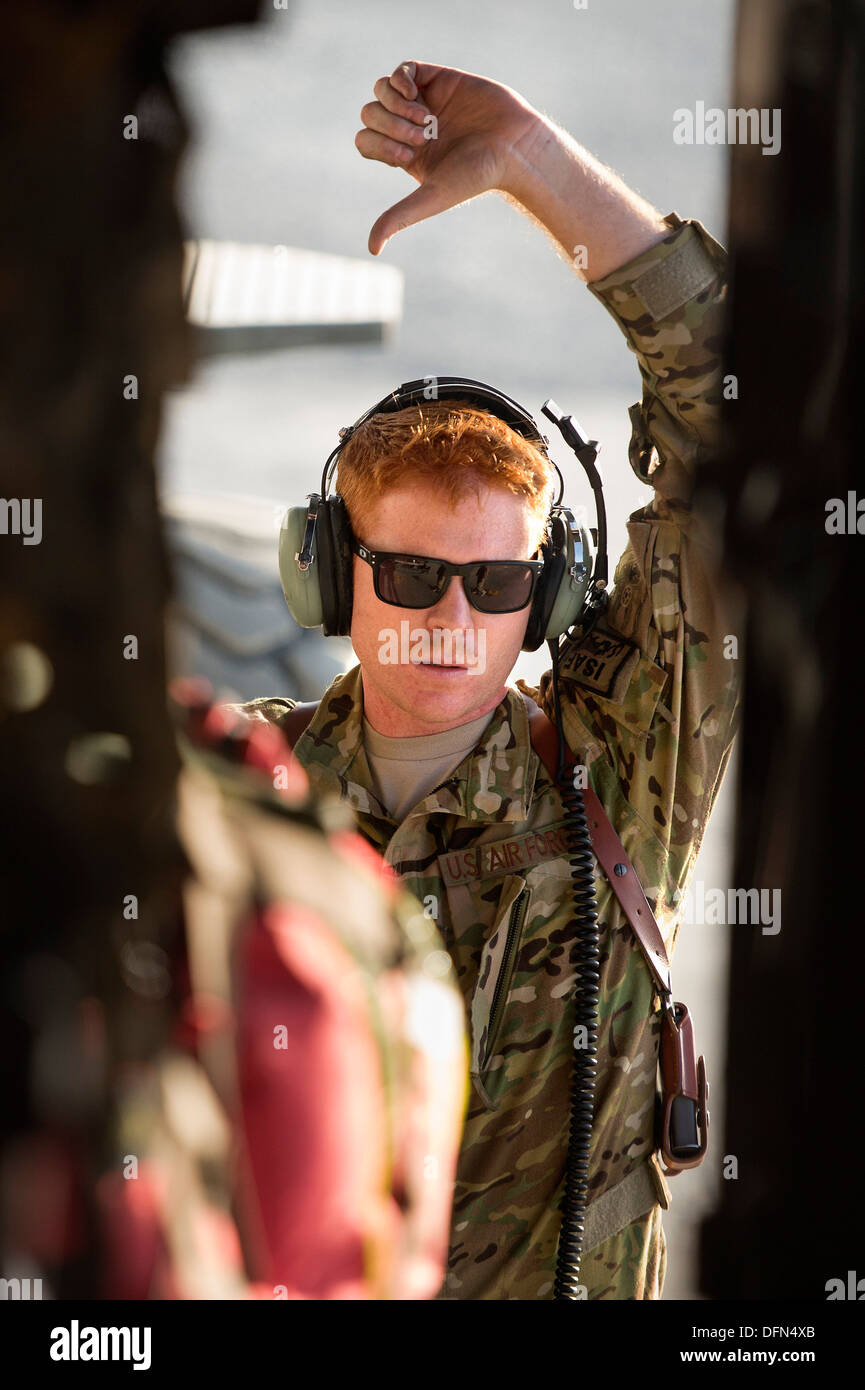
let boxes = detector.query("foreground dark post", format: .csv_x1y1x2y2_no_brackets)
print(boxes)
698,0,864,1298
0,0,261,1296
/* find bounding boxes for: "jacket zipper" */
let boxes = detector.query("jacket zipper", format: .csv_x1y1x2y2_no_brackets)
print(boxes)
484,887,529,1070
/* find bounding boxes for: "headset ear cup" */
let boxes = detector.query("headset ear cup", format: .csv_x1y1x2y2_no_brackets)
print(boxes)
522,524,564,652
315,500,337,634
278,504,325,628
521,509,592,651
521,550,544,652
318,495,355,636
543,508,593,642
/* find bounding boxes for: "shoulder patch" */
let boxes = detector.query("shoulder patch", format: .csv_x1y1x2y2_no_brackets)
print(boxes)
558,624,641,701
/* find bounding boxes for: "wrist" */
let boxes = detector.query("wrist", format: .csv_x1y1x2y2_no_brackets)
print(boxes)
498,112,670,282
497,110,569,208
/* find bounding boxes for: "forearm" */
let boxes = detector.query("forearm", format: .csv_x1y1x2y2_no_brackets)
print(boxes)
500,112,669,283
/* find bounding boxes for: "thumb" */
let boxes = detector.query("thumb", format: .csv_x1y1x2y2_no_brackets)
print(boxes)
368,182,457,256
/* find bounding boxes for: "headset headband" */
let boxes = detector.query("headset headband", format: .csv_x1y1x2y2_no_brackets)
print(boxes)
320,375,563,504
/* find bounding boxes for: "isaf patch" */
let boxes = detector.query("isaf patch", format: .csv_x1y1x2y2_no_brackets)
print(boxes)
558,623,642,701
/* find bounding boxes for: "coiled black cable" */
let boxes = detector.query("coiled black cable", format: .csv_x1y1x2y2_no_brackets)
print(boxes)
549,639,602,1301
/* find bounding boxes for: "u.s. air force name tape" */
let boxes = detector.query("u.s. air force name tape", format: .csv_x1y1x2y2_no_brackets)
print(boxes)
437,819,573,887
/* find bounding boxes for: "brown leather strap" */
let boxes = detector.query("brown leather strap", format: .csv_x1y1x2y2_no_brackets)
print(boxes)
277,696,672,995
278,700,319,747
521,694,673,998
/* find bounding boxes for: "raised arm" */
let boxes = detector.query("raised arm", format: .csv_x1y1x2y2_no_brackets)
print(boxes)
355,58,668,279
357,58,740,928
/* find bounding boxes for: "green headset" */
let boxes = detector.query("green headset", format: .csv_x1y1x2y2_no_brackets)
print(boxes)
277,375,608,652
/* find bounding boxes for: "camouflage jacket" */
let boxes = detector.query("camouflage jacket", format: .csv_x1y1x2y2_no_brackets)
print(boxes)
236,211,741,1300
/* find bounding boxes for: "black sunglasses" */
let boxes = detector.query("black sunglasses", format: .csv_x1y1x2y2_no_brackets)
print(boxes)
352,541,544,614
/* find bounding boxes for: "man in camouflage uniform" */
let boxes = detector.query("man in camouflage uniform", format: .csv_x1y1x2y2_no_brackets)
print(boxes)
237,60,740,1299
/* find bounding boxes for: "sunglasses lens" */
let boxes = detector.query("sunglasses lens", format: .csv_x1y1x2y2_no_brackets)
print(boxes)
378,555,447,608
468,563,536,613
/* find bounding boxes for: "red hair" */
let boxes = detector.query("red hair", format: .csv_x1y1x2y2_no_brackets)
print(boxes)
335,399,554,548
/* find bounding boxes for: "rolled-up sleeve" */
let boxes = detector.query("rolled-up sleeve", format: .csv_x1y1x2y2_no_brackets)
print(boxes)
587,210,728,515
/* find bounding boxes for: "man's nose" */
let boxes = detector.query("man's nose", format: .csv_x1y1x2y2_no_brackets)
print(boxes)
426,574,473,626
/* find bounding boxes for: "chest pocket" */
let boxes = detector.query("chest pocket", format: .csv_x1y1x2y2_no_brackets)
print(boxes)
469,873,529,1108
